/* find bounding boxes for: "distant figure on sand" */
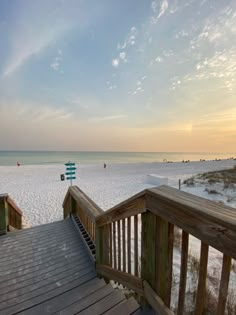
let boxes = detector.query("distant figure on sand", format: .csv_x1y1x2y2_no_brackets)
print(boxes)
104,163,107,169
17,161,20,167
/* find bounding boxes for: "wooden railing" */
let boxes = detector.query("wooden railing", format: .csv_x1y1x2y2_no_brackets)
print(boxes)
0,194,22,234
63,186,103,242
63,185,236,315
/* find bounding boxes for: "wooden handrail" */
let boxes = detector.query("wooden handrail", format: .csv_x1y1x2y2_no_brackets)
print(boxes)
63,185,236,314
7,196,23,216
0,194,22,233
96,189,146,227
146,186,236,260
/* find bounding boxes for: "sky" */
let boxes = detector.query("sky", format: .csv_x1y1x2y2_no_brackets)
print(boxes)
0,0,235,152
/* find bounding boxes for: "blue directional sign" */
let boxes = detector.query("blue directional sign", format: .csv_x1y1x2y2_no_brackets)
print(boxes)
65,161,77,185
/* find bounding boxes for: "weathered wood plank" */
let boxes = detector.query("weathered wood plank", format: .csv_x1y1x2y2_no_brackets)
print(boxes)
96,192,146,227
127,216,131,274
134,215,139,277
0,265,94,311
165,222,174,307
122,219,126,272
141,211,157,290
0,256,89,296
0,257,91,303
156,216,169,301
21,279,106,314
96,264,144,294
195,242,209,315
143,280,175,315
1,271,96,315
109,223,112,266
217,254,231,315
146,187,236,260
78,290,125,315
67,186,103,222
118,220,121,270
0,194,8,235
0,254,89,292
51,281,113,315
177,230,189,315
113,221,117,269
104,297,140,315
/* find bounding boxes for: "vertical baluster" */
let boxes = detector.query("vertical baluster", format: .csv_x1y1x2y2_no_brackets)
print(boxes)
166,222,174,307
177,230,189,315
156,216,169,300
127,216,131,274
122,219,126,272
113,221,117,269
134,215,138,276
195,242,209,315
217,254,231,315
118,220,121,270
109,223,113,266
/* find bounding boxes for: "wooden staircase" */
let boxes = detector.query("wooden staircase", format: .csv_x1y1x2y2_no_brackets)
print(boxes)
0,219,154,314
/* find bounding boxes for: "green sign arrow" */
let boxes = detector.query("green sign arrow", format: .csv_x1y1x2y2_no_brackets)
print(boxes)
66,176,76,180
66,167,76,171
66,171,75,175
65,162,75,166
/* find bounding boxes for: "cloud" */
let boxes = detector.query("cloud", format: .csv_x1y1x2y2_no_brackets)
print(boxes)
151,0,169,24
112,59,119,68
89,114,126,122
119,52,126,60
155,56,163,63
117,26,138,51
2,24,71,78
0,101,72,122
50,50,63,72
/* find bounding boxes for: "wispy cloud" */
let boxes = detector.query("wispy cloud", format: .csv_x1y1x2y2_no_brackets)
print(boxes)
0,101,72,122
50,49,63,73
2,24,71,78
151,0,169,24
89,114,126,122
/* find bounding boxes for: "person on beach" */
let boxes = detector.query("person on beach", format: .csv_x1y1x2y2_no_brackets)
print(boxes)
17,161,20,167
104,163,107,168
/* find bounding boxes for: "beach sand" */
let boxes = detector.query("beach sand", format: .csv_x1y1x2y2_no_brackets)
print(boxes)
0,159,235,226
1,159,236,312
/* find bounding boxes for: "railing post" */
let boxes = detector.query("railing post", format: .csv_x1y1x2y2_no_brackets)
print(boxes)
0,194,8,235
96,224,110,269
141,210,170,303
71,195,76,215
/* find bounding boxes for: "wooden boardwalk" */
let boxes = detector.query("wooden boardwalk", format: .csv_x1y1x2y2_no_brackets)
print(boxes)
0,219,153,315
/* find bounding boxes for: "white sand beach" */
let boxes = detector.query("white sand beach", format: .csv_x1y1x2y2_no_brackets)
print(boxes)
1,159,236,313
0,159,235,226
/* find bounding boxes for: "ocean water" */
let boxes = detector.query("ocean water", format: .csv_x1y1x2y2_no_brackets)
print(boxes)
0,151,235,166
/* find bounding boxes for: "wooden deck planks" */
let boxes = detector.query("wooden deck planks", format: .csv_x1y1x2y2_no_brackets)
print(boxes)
0,219,147,315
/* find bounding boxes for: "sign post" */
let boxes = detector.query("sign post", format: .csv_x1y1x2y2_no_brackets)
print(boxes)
65,161,76,186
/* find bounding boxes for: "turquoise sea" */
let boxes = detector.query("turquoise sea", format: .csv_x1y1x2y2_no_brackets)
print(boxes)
0,151,235,166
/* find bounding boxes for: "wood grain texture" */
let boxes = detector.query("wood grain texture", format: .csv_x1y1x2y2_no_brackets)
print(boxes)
217,254,231,315
143,281,175,315
96,192,146,227
146,186,236,260
141,211,157,290
96,264,144,294
177,231,189,315
166,223,174,307
195,242,209,315
134,215,139,277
